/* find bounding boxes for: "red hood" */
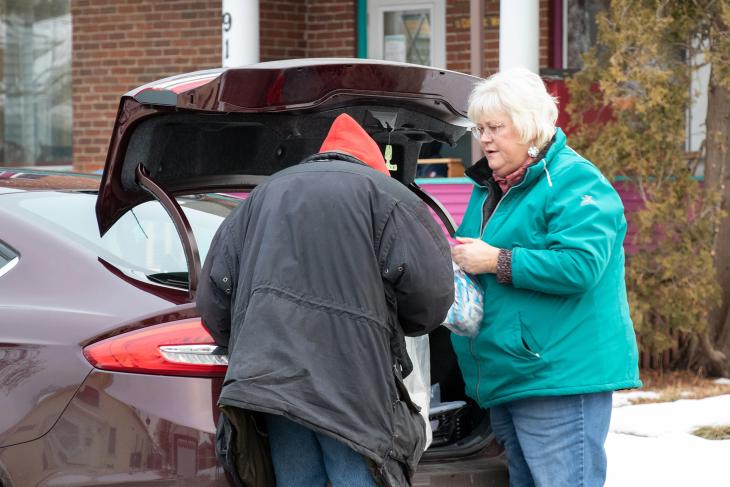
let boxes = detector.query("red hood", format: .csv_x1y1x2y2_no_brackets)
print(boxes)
319,114,389,176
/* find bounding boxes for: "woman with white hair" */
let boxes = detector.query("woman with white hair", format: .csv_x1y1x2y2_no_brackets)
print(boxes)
450,68,641,486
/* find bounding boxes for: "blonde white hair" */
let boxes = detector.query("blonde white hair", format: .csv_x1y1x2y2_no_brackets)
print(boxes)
468,67,558,149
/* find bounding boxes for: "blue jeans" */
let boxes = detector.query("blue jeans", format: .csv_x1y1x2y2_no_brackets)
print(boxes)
490,392,612,487
265,414,377,487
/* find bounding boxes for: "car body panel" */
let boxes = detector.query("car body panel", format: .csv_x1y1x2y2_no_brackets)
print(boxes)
0,371,227,487
0,190,182,447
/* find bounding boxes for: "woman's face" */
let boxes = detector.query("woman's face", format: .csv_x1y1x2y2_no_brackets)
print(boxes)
473,113,530,177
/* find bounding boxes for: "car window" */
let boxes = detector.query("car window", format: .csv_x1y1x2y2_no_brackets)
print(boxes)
0,241,19,278
14,192,243,281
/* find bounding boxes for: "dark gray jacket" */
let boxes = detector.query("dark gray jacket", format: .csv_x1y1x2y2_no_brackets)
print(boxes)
197,154,454,486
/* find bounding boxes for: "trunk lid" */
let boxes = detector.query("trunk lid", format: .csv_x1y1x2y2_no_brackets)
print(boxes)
96,58,477,234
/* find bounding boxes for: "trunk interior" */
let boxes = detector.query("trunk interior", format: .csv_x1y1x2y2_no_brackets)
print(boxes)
424,326,492,459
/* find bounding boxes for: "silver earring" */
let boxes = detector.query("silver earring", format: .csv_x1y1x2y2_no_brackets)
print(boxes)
527,146,539,158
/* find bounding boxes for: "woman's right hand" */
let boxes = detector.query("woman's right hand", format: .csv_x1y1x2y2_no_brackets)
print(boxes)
451,237,500,275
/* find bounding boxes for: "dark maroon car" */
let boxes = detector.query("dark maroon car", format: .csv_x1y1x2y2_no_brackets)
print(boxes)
0,59,507,486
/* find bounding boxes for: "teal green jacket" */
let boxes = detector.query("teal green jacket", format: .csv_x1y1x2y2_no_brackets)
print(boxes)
451,128,641,408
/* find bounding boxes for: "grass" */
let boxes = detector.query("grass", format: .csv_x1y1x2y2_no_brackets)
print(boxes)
692,425,730,440
628,370,730,405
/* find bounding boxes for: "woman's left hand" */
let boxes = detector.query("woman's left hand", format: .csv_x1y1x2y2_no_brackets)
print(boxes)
451,237,500,274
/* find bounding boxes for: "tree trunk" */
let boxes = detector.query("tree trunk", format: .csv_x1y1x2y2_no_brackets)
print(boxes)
700,67,730,377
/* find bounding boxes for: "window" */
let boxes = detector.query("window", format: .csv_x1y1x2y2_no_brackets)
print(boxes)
0,240,18,278
368,0,445,68
7,191,241,286
557,0,707,165
0,0,72,167
562,0,610,70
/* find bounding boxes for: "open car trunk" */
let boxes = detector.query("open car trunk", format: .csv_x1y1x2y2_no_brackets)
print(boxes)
96,59,475,299
95,58,505,482
415,326,507,483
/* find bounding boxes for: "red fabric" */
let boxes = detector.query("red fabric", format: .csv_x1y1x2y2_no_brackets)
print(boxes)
319,114,389,176
494,157,537,193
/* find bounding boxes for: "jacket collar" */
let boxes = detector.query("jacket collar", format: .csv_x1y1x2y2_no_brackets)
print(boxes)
521,127,565,187
300,151,370,169
464,155,493,188
465,127,566,190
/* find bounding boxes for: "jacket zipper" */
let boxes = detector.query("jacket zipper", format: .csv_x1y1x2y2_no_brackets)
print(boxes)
470,189,511,406
467,192,489,405
480,161,541,238
466,163,543,405
480,182,519,238
469,338,481,404
478,192,489,236
469,170,534,403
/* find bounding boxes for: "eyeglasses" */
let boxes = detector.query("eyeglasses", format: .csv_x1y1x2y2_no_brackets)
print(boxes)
470,123,506,141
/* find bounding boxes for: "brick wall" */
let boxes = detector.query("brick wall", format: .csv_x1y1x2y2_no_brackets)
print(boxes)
262,0,548,75
445,0,498,76
446,0,552,77
72,0,221,173
260,0,307,61
72,0,555,172
260,0,355,61
305,1,357,58
539,0,550,68
445,0,473,74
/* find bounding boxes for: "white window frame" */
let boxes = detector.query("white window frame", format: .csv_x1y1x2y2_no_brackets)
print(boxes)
561,1,708,171
687,43,709,156
367,0,446,69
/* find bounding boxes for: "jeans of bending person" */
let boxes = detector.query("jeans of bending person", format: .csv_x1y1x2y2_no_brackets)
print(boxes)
265,414,378,487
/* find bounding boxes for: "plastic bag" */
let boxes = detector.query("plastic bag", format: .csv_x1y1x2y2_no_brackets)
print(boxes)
443,260,484,338
404,335,432,449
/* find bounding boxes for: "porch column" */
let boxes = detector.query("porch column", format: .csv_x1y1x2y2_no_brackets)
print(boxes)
222,0,259,67
471,0,486,163
499,0,539,73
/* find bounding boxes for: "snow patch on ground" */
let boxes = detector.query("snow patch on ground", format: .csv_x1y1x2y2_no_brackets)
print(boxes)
606,394,730,487
610,394,730,436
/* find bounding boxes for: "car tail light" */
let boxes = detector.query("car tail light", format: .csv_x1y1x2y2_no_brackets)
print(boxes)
83,318,228,377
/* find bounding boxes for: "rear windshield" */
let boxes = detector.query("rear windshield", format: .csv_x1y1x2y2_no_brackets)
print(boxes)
11,192,243,282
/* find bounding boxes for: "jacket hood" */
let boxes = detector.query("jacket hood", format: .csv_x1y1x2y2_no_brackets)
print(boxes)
519,127,565,188
319,113,390,176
